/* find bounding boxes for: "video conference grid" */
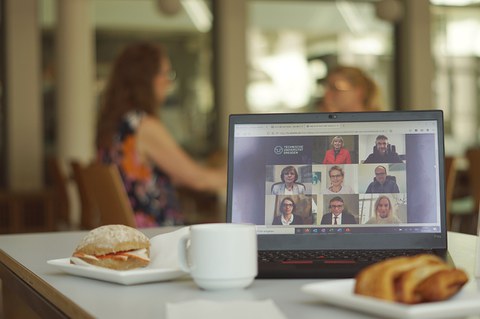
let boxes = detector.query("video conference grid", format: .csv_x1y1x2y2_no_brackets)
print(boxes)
232,120,442,235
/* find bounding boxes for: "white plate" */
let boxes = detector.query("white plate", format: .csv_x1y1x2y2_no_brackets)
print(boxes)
47,258,186,285
302,279,480,319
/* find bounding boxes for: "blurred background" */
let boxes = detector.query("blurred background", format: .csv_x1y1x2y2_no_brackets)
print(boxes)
2,0,480,232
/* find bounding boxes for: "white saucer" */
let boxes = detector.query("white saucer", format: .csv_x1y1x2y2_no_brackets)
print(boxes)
302,279,480,319
47,258,186,285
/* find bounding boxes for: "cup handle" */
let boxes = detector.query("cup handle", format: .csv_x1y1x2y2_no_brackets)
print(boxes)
177,233,191,273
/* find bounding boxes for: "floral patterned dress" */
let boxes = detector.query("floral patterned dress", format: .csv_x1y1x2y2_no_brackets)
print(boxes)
98,111,184,227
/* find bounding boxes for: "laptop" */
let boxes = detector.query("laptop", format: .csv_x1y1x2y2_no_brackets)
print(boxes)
226,110,448,278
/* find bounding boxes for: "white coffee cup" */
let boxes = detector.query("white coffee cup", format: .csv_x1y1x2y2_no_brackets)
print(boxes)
178,223,257,290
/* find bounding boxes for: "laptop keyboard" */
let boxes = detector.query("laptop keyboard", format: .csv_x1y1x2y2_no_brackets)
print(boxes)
258,249,434,264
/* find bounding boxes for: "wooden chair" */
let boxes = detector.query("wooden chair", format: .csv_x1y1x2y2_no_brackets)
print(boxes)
0,190,55,233
70,161,100,229
450,148,480,234
0,157,67,233
444,156,457,230
465,148,480,232
78,163,136,227
46,157,71,229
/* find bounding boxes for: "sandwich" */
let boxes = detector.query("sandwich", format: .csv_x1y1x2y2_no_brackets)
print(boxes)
354,254,468,304
71,224,151,270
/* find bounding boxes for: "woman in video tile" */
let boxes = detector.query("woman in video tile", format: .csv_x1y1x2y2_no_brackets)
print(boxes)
271,166,306,195
323,136,352,164
272,197,304,225
365,195,402,224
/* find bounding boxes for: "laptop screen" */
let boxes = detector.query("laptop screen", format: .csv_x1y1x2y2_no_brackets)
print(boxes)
227,111,447,251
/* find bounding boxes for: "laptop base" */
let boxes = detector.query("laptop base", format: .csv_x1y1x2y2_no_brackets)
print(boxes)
256,249,448,279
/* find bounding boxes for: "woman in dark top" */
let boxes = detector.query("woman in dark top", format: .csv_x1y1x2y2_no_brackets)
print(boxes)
272,197,304,225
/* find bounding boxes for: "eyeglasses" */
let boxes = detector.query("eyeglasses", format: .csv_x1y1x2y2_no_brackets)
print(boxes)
325,80,353,92
282,203,294,207
330,174,342,179
330,204,344,209
375,172,386,176
284,172,296,176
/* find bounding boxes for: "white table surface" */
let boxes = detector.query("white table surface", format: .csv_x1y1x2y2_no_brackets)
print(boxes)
1,228,479,319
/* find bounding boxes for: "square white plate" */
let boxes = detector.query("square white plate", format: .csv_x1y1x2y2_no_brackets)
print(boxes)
302,279,480,319
47,258,186,285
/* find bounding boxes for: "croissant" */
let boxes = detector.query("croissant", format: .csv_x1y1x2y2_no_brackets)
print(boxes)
354,254,468,304
415,269,469,302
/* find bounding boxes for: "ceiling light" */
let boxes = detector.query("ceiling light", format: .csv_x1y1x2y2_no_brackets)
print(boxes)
430,0,480,5
181,0,212,33
336,0,366,34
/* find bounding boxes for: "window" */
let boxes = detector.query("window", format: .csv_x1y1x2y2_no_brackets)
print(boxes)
40,0,217,159
432,3,480,154
247,1,394,113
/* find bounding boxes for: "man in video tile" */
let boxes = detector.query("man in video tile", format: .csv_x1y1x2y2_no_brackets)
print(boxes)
365,165,400,193
320,196,357,225
364,135,403,163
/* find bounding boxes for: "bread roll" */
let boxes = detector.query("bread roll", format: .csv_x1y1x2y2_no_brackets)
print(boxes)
71,224,151,270
354,254,468,304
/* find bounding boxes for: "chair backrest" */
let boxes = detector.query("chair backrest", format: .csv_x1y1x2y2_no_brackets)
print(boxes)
444,156,457,230
79,162,136,227
373,144,396,154
70,161,99,229
466,148,480,224
373,175,397,183
270,182,305,194
46,157,70,228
